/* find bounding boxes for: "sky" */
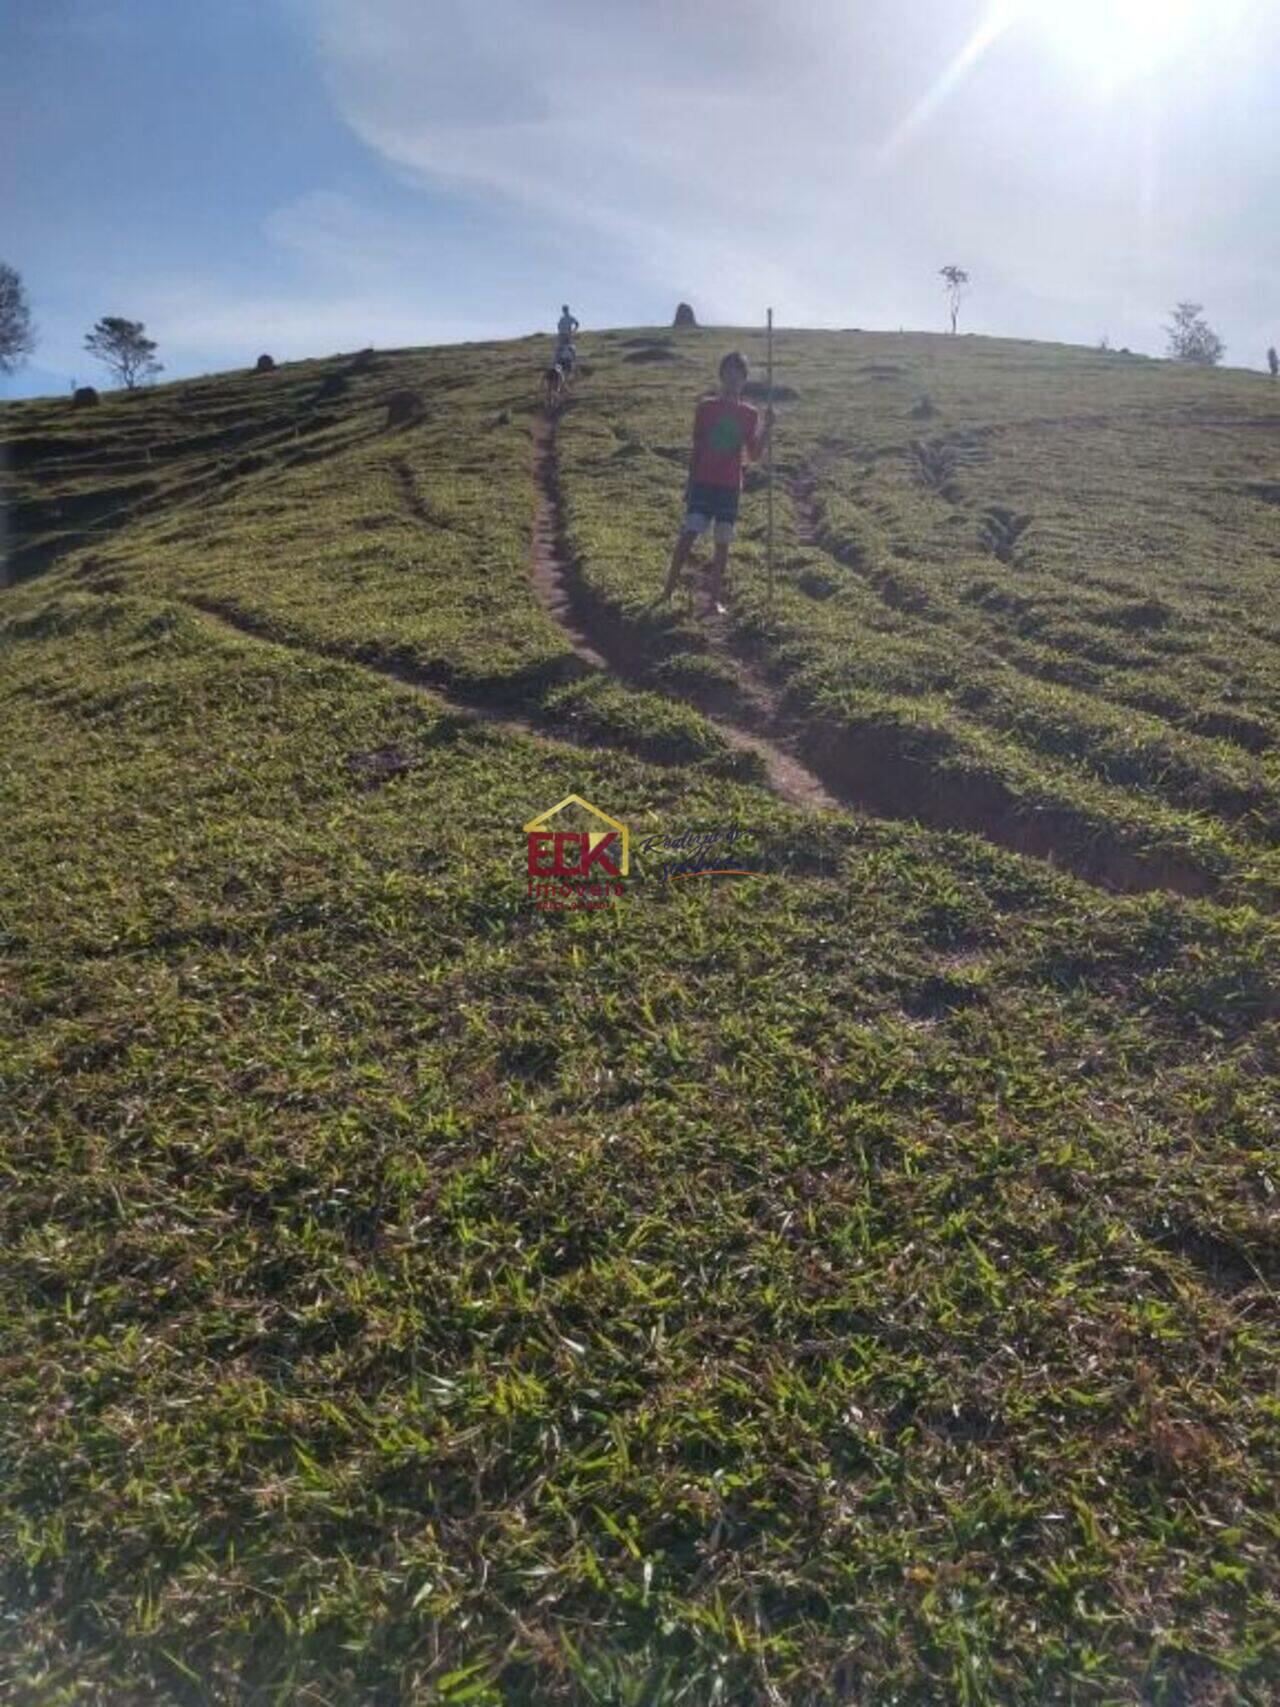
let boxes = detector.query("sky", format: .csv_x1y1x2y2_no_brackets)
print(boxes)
3,0,1278,397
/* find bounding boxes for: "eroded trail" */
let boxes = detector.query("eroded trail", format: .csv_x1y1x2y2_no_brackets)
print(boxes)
529,415,605,670
530,410,839,812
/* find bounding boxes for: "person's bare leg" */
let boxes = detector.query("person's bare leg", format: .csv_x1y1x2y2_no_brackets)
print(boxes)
660,529,696,600
706,540,730,615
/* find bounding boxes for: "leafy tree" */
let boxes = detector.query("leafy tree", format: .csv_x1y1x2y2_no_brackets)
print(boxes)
1165,302,1224,367
940,265,969,335
84,316,163,389
0,262,35,374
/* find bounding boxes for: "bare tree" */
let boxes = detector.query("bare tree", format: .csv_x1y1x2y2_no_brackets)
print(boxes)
1165,302,1224,367
940,265,969,335
0,262,35,375
84,316,163,389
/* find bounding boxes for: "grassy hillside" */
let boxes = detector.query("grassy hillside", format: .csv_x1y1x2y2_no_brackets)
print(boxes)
2,331,1278,1704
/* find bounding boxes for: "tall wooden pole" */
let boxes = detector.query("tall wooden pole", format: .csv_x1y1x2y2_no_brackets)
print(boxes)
766,307,775,610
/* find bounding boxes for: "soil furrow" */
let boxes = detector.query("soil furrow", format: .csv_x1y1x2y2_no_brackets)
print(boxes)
784,462,1229,899
184,596,601,757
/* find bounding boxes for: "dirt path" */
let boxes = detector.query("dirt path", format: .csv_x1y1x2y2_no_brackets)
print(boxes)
529,415,605,669
530,410,840,812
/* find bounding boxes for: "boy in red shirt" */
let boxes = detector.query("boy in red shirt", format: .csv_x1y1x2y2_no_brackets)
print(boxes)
659,350,773,615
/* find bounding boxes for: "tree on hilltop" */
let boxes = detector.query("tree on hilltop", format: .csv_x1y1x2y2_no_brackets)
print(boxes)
0,262,35,374
1165,302,1224,367
84,316,163,389
940,265,969,335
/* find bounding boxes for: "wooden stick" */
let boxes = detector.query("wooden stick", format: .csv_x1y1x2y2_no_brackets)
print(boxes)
766,307,775,610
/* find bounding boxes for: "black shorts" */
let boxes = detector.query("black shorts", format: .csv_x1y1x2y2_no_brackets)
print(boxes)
684,480,740,539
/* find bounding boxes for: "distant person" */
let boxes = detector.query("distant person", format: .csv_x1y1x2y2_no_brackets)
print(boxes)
658,350,772,618
1269,345,1278,379
544,356,568,408
554,307,580,384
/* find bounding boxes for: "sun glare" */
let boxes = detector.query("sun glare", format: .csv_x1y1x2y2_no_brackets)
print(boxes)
881,0,1250,158
1005,0,1242,90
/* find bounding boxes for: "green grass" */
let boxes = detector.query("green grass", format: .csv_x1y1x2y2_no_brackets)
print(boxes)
2,332,1278,1704
558,330,1280,903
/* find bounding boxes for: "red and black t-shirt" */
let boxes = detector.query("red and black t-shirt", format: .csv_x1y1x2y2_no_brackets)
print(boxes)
690,395,761,490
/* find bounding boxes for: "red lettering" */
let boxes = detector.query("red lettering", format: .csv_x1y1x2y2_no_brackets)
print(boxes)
527,832,556,875
527,826,626,903
581,832,620,875
554,831,584,875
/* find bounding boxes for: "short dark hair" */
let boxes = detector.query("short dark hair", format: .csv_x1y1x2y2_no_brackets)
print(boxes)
719,350,748,380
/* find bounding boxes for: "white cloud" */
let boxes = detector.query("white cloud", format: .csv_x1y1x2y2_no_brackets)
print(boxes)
301,0,1280,358
304,0,906,323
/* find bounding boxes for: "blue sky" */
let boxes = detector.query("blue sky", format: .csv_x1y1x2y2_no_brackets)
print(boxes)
4,0,1278,397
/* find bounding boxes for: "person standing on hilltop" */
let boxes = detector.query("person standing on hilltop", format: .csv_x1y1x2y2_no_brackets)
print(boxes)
555,305,580,381
556,305,579,362
1269,345,1278,379
658,350,773,617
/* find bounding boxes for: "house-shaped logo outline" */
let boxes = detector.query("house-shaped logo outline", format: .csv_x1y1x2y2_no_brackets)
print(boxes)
522,794,629,876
